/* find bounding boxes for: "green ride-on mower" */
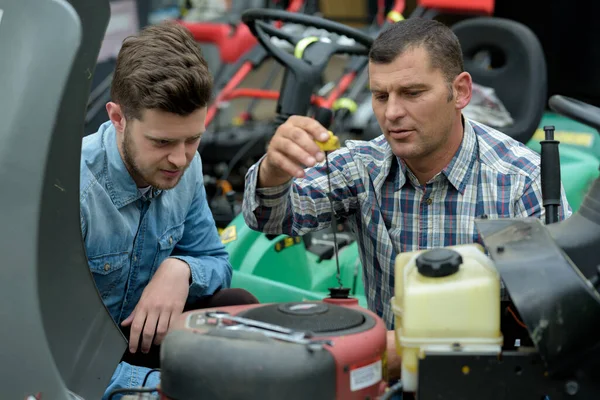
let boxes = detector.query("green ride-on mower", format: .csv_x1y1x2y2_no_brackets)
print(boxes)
220,8,376,307
218,11,600,308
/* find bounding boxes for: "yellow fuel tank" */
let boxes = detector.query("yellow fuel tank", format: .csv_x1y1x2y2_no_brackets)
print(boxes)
391,244,503,392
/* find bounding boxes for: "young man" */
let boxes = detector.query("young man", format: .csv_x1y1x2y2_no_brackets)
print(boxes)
80,22,257,398
242,18,571,377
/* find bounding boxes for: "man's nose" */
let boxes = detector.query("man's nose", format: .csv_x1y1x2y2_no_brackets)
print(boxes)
167,143,187,169
385,96,407,121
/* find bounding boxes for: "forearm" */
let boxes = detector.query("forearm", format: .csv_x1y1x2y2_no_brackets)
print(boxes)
243,155,357,236
102,362,161,400
171,253,232,300
172,159,234,299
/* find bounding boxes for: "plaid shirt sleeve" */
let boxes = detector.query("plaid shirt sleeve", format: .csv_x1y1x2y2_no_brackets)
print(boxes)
242,150,360,236
514,170,573,222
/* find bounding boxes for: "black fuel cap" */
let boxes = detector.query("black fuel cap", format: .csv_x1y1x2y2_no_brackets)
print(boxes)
416,248,462,277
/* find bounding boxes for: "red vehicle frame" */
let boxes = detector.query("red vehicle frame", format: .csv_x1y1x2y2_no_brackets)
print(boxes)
201,0,495,128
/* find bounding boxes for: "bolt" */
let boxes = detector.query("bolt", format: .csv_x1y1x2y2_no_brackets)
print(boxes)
497,246,505,253
565,380,579,396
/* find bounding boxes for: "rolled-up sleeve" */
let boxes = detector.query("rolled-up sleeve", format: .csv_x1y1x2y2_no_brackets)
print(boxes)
242,150,359,237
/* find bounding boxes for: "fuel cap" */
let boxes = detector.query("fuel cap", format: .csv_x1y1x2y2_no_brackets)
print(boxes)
416,248,462,277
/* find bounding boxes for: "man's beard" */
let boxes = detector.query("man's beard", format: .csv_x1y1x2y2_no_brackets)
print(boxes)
122,128,183,190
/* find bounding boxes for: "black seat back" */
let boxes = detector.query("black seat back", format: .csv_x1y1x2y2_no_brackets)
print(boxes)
1,0,126,398
452,17,547,144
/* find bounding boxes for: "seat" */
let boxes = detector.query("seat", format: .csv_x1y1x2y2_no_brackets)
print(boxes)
452,17,547,144
1,0,125,399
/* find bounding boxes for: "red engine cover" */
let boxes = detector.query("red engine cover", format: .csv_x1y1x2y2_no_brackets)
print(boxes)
160,297,388,400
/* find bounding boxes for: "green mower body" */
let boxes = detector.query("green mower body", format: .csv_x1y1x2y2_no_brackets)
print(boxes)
223,215,368,307
225,112,600,304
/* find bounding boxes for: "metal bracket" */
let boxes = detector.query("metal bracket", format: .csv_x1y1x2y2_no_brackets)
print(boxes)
199,311,334,348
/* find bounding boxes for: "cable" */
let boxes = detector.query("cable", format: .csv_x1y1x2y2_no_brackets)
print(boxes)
142,368,161,387
107,387,157,400
380,380,403,400
507,305,527,329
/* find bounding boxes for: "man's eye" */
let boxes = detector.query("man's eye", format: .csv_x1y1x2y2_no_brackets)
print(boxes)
154,140,170,146
406,91,422,97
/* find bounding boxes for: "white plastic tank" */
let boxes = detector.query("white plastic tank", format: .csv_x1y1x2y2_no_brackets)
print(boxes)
391,244,503,393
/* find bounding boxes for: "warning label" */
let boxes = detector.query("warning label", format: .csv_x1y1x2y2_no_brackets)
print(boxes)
350,359,382,392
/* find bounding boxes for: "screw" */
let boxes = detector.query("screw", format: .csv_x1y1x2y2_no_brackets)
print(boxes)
565,380,579,395
497,246,505,253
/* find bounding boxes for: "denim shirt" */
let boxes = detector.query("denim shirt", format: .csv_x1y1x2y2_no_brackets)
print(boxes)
80,121,232,398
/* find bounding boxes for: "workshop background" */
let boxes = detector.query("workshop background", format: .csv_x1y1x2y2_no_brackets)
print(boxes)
86,0,600,135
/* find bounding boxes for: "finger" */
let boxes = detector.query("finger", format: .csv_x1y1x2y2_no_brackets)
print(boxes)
288,116,330,142
153,310,172,346
268,150,307,179
278,137,323,168
141,310,160,353
169,311,179,331
128,310,147,353
121,311,135,327
280,126,326,162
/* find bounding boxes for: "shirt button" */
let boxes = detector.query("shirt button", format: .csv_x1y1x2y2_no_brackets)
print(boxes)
426,198,433,205
104,263,110,271
169,237,173,245
133,256,137,262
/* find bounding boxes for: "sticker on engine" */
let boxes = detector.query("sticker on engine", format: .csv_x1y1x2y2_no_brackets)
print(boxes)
350,359,382,392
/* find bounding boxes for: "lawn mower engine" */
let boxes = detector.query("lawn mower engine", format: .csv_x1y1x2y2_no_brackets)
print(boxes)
390,95,600,400
158,288,388,400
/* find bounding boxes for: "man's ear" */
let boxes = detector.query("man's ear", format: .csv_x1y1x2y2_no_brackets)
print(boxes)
106,102,126,134
452,71,472,110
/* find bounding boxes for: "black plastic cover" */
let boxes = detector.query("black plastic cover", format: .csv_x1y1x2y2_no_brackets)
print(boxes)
160,328,336,400
476,218,600,375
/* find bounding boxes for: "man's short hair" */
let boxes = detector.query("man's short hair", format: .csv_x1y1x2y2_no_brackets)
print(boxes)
110,22,212,120
369,18,464,88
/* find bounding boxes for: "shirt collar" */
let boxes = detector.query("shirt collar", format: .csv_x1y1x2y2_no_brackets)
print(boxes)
394,116,478,194
103,122,162,208
441,116,478,194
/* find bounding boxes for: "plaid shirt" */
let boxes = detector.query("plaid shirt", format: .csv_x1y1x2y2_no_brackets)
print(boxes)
243,117,572,328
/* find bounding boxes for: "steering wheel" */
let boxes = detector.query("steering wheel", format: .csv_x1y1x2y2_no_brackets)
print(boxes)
549,95,600,134
241,8,374,121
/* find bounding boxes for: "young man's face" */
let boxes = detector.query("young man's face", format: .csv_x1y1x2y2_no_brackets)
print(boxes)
118,107,206,190
369,46,470,161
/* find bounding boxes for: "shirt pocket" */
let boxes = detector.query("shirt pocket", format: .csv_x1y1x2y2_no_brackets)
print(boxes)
152,223,185,273
88,251,130,300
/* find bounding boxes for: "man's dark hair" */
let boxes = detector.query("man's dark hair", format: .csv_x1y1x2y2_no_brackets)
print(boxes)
110,21,213,120
369,18,464,88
